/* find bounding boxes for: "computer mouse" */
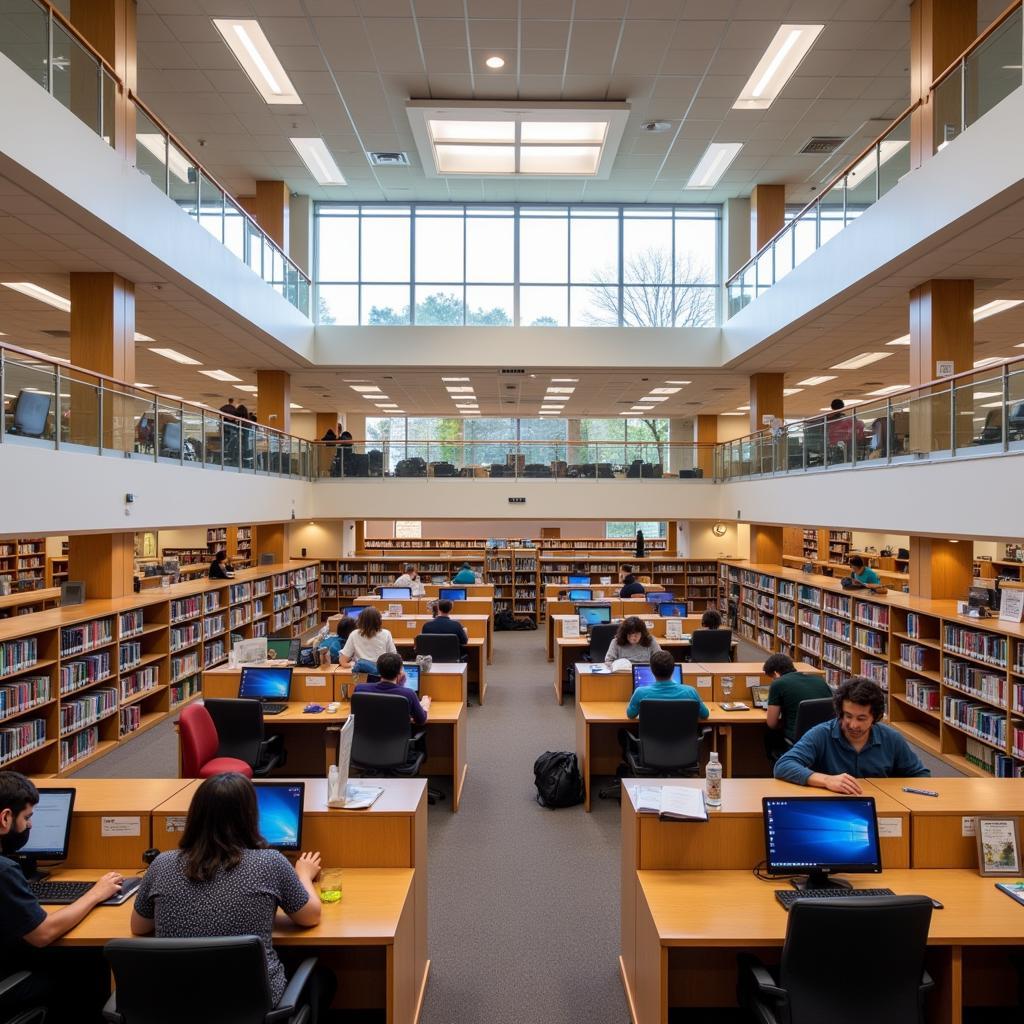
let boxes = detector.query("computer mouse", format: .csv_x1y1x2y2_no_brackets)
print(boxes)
930,898,944,910
303,704,324,714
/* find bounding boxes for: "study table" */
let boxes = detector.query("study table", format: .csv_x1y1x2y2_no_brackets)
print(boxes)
546,599,690,659
354,596,494,660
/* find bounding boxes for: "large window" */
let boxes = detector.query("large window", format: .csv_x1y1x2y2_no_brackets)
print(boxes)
315,204,720,327
606,521,667,539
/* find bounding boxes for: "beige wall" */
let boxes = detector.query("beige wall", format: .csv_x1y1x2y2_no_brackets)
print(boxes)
680,519,747,559
290,521,346,559
716,416,750,443
364,519,609,540
158,527,207,550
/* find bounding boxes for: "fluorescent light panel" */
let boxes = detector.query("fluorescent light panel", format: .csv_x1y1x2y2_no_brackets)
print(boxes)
734,24,824,110
796,375,837,386
974,299,1024,321
782,388,803,396
2,282,71,311
150,347,201,365
650,387,681,395
686,143,743,189
887,334,911,346
830,352,892,370
442,376,470,381
213,19,301,105
520,146,601,175
236,385,259,393
199,369,243,382
290,138,346,186
664,380,691,385
350,385,381,393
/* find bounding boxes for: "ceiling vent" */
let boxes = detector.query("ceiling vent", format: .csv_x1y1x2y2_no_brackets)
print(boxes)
367,151,410,166
799,136,846,155
500,368,526,375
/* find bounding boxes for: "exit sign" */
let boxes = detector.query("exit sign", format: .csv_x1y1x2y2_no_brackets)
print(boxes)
508,497,526,504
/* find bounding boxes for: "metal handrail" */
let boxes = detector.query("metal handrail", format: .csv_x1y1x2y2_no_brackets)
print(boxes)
930,0,1022,89
31,0,123,87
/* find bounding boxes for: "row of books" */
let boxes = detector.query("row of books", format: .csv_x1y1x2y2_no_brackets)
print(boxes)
119,642,143,672
170,675,202,708
60,619,113,657
898,643,929,670
171,652,201,684
855,601,889,628
229,582,252,603
60,688,117,736
170,596,202,623
119,609,144,638
204,640,227,669
170,623,201,652
860,659,888,688
822,641,851,671
824,593,851,616
943,658,1007,706
60,725,98,770
120,705,143,736
966,736,1021,777
59,653,112,695
943,695,1006,747
203,615,226,639
204,593,221,613
905,678,939,711
1,718,46,766
855,627,887,655
121,666,159,702
0,676,49,719
943,625,1008,668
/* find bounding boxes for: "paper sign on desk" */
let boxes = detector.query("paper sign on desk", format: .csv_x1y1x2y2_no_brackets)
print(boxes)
306,676,327,688
1000,589,1024,624
562,618,580,638
745,675,761,688
878,817,903,838
406,620,416,628
101,816,140,837
665,618,683,640
165,816,187,833
696,675,713,689
963,816,978,837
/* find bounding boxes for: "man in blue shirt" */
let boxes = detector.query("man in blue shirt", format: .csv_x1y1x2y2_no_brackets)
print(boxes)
847,555,882,587
421,599,469,656
774,677,928,792
626,650,709,720
451,562,477,585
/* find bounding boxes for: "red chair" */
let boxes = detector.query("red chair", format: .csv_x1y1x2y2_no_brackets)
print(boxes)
179,704,253,778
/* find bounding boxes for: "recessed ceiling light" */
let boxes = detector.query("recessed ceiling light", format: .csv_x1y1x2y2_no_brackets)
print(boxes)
429,120,515,143
734,24,824,110
446,386,475,393
236,385,259,393
796,375,837,386
686,143,743,189
350,385,382,393
150,347,201,365
290,138,346,185
864,384,909,397
973,356,1009,368
546,387,575,394
830,352,892,370
289,403,304,410
640,396,669,402
737,405,751,411
199,369,243,382
436,144,516,174
632,406,655,412
213,19,301,105
442,376,470,382
974,298,1024,321
664,380,691,385
650,387,681,395
886,334,911,346
134,333,154,343
2,282,71,311
721,411,746,416
520,146,601,175
551,377,579,382
376,402,397,408
485,55,505,69
782,388,804,396
343,379,370,383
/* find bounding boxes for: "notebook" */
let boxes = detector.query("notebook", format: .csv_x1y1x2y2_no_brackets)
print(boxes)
634,786,708,822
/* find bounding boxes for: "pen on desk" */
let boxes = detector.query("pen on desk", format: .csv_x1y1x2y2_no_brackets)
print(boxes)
902,786,939,797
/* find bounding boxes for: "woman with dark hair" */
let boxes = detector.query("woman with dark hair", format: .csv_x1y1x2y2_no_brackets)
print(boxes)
339,606,398,674
604,615,661,666
130,773,333,1014
321,615,357,663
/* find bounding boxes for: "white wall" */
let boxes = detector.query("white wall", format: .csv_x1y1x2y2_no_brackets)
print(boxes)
364,519,608,539
677,519,747,559
290,521,346,559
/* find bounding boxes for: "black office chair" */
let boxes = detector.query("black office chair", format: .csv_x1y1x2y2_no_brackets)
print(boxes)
583,623,618,664
203,698,286,777
414,633,464,664
103,936,317,1024
429,461,457,476
160,421,182,459
8,391,51,438
690,627,733,663
738,896,933,1024
781,698,836,750
0,971,46,1024
623,699,709,778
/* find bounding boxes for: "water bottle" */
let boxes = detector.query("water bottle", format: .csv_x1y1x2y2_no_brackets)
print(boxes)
705,751,722,808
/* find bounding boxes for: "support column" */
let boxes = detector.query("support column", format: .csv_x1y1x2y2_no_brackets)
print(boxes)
256,370,291,433
749,373,784,435
723,197,751,280
750,525,783,566
909,537,973,599
909,0,977,167
750,185,785,255
240,182,290,251
289,195,313,276
68,533,134,599
696,414,716,478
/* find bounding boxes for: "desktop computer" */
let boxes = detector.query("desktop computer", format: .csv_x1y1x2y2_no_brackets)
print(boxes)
658,601,688,618
568,588,593,602
265,637,299,661
381,587,412,599
238,665,292,714
631,663,683,688
568,575,590,585
645,591,675,604
253,781,304,852
342,605,368,618
439,587,467,602
578,605,612,633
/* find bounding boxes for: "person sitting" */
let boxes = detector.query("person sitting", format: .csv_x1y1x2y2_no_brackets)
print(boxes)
208,550,234,579
339,607,398,676
762,653,832,756
130,773,334,1019
774,677,929,792
604,616,661,666
619,573,646,599
825,397,866,454
355,651,431,726
626,650,709,720
421,599,468,655
847,554,884,589
451,562,477,585
394,563,426,597
321,617,357,664
0,771,124,1024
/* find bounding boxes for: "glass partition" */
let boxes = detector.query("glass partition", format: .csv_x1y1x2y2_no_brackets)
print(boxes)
0,0,49,90
50,21,102,134
965,7,1023,129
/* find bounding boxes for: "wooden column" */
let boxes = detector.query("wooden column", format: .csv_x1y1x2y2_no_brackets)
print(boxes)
696,414,716,478
256,370,291,433
750,525,783,565
909,537,973,599
254,523,290,565
750,185,786,255
909,0,977,167
749,373,784,435
239,182,290,252
354,521,366,554
68,533,133,599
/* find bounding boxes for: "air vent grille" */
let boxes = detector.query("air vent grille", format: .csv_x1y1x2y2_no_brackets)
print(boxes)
367,152,410,166
500,368,526,375
799,136,846,154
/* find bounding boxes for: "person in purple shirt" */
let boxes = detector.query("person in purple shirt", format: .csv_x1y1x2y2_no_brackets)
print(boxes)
355,652,431,726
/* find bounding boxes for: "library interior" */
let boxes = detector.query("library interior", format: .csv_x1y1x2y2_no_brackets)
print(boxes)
6,1,1024,1022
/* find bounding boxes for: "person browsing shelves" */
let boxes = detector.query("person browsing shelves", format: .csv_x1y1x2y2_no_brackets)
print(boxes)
626,650,709,720
604,616,661,666
355,652,431,726
208,549,234,579
394,564,426,597
774,677,928,792
451,562,477,585
421,599,468,652
339,607,399,675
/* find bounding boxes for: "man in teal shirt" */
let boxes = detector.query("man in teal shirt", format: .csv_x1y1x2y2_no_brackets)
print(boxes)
848,555,881,586
626,650,709,720
451,562,477,585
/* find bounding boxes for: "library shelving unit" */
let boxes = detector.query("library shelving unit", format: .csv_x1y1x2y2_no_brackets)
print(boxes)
721,560,1024,778
162,547,207,567
206,525,253,569
535,537,667,553
0,561,318,777
827,529,853,565
0,538,46,590
207,527,228,559
482,547,539,618
801,529,819,561
45,555,69,589
364,538,489,551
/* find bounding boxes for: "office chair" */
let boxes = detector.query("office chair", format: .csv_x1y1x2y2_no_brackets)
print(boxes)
429,461,457,477
523,463,552,477
8,391,51,438
178,704,254,779
414,633,464,663
623,700,709,778
784,698,835,749
203,698,286,776
160,421,182,458
678,468,704,478
0,970,46,1024
582,624,617,664
103,936,318,1024
689,627,733,663
738,897,933,1024
349,692,442,804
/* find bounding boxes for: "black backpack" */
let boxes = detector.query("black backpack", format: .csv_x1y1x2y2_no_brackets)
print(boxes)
533,751,584,808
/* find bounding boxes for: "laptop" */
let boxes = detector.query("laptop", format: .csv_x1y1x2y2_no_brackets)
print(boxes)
342,605,368,618
237,665,292,714
252,782,304,851
439,587,467,602
568,575,590,585
364,662,420,693
657,601,688,618
631,663,683,689
380,587,412,599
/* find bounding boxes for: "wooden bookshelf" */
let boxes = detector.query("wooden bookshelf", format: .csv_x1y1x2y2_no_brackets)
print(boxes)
0,537,46,592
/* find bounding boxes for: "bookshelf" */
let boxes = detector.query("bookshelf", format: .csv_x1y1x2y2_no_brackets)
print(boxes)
0,560,318,776
205,525,253,569
0,537,46,591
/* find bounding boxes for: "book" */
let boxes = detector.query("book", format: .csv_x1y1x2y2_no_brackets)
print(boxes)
996,881,1024,907
634,785,708,821
720,701,751,711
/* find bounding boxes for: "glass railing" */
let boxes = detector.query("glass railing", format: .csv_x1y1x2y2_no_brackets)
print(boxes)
714,359,1024,480
0,0,311,318
0,345,315,479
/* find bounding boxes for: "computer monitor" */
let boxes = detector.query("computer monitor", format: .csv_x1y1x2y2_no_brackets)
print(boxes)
568,575,590,585
969,585,999,611
762,796,883,890
365,663,420,694
439,587,467,602
631,663,683,689
381,587,411,599
342,605,368,619
568,588,593,601
645,591,675,604
238,665,292,701
578,605,612,628
265,637,297,661
658,601,688,618
253,781,304,852
13,788,75,879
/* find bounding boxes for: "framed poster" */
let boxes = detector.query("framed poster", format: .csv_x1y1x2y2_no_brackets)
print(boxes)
999,588,1024,624
976,817,1022,876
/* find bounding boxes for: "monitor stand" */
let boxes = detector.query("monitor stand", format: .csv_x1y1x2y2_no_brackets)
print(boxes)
790,870,852,891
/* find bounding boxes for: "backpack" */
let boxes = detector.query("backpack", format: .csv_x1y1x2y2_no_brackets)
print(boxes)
494,609,517,631
533,751,584,808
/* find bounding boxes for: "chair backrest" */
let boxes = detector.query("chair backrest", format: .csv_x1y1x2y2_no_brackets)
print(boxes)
415,632,461,662
162,421,182,453
637,699,701,770
12,390,51,437
780,897,932,1024
350,692,413,769
104,936,274,1024
179,704,219,776
794,697,835,741
203,698,265,768
689,628,733,663
587,623,618,662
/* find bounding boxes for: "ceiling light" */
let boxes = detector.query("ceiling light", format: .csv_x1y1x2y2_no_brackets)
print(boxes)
796,375,837,386
551,377,579,382
442,376,470,381
540,407,562,412
290,138,346,186
686,143,743,189
734,24,824,110
973,356,1008,368
137,134,193,182
236,385,259,393
974,299,1024,321
343,379,370,383
972,392,1002,399
721,411,746,416
2,282,71,311
289,403,304,410
446,386,475,393
522,122,606,143
435,145,516,174
430,121,515,142
864,384,909,396
350,385,381,393
134,333,153,342
375,402,396,408
650,387,682,395
213,19,301,105
632,406,655,411
150,347,201,365
546,387,575,394
484,56,505,70
886,334,910,346
737,405,751,411
664,380,691,385
520,146,601,175
199,369,243,382
640,396,669,402
363,394,388,400
782,388,804,396
830,352,892,370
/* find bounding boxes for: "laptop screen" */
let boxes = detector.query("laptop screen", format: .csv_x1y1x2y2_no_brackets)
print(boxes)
631,663,683,690
365,663,420,693
254,782,304,851
19,788,75,860
342,606,368,618
439,588,467,602
568,589,593,601
381,587,411,599
568,575,590,585
658,602,688,618
578,605,612,627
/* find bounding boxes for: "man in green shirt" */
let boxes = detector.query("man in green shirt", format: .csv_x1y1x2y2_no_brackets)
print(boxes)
763,653,832,751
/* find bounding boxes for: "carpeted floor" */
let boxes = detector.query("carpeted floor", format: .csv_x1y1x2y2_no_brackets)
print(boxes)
76,631,962,1024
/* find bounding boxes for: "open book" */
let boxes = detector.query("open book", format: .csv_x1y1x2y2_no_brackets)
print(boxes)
634,785,708,821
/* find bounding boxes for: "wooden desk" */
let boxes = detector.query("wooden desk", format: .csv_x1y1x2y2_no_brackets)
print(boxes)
53,866,425,1024
203,664,338,703
357,597,494,657
627,868,1023,1024
336,663,468,705
546,598,656,659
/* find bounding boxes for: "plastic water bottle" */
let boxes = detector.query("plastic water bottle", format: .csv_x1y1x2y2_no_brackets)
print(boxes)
705,751,722,808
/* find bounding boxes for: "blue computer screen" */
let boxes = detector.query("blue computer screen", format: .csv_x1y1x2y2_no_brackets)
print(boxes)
658,602,688,618
366,664,420,693
763,797,881,872
439,588,467,602
343,606,368,618
238,665,292,700
568,589,593,601
381,587,411,599
645,591,674,604
631,663,683,689
254,782,304,851
579,605,612,626
568,575,590,585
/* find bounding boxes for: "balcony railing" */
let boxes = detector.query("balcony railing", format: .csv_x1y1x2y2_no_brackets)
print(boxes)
726,1,1024,317
0,344,315,479
0,0,311,317
714,356,1024,480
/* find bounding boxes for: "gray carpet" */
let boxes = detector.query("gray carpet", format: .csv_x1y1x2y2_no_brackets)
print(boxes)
75,632,962,1024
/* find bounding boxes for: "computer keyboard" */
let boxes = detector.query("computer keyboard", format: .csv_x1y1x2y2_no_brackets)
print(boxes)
261,702,287,715
30,876,142,906
775,887,895,910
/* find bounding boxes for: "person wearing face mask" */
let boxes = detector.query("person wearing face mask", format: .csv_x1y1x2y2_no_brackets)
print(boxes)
0,771,122,1022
